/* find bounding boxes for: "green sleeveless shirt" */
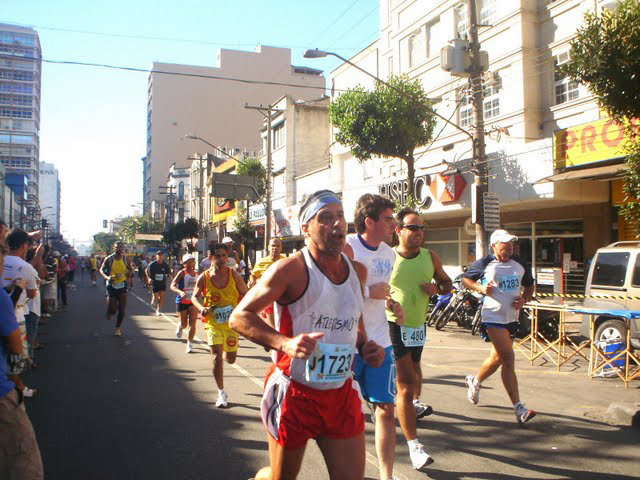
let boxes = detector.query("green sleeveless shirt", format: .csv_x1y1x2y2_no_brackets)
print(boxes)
386,247,435,328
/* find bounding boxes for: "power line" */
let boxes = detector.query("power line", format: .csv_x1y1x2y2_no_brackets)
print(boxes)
4,20,367,51
327,4,379,50
309,0,364,44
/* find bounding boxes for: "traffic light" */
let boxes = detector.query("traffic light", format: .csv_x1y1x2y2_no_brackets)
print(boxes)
103,219,107,228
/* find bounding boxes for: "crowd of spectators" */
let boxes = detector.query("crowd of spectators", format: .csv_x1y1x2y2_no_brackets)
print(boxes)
0,219,73,479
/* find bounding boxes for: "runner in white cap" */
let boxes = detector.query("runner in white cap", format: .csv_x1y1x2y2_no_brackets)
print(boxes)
231,189,385,480
462,229,536,424
170,254,199,353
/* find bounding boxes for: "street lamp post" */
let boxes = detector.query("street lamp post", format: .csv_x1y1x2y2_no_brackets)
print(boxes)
303,48,488,257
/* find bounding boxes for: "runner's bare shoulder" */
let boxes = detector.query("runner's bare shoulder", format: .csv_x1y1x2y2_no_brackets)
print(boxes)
262,251,307,304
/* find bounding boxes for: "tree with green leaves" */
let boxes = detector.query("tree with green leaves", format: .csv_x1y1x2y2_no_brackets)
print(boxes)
92,232,119,254
164,218,200,253
329,74,437,202
235,157,267,201
118,215,164,245
564,0,640,235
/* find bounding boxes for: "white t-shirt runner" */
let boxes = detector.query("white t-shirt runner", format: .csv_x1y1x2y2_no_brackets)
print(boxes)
345,234,395,348
463,255,534,324
2,255,39,322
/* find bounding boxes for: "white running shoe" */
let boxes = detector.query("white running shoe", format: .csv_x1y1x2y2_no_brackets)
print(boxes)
515,404,536,424
465,375,480,405
215,390,228,408
156,309,161,316
186,342,193,353
409,442,434,470
176,326,183,338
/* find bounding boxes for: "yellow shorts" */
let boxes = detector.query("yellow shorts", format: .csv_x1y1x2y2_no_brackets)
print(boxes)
204,323,239,352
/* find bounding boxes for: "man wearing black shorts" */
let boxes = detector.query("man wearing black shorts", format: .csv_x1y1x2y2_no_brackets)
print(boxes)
100,241,133,336
146,251,171,316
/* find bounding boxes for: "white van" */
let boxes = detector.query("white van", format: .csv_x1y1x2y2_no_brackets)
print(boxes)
579,241,640,350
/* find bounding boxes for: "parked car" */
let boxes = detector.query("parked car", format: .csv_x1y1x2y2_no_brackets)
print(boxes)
579,241,640,350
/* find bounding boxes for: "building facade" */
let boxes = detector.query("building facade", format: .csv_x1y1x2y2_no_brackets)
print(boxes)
0,23,41,228
320,0,624,293
166,163,191,225
38,161,61,233
144,45,326,213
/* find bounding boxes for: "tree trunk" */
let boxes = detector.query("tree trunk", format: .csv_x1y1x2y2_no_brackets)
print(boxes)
406,153,415,205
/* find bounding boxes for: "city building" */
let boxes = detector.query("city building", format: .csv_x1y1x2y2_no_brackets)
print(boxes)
248,94,332,252
166,163,191,224
319,0,626,293
0,23,42,228
144,45,326,214
38,161,61,233
0,163,20,226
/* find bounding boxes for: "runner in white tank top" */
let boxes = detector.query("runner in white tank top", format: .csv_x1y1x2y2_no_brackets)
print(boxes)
170,255,199,353
230,190,385,480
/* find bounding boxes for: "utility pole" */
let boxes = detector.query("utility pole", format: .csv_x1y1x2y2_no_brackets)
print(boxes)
467,0,489,258
245,103,284,253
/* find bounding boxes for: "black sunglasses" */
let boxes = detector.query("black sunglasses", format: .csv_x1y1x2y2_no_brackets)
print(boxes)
400,224,425,232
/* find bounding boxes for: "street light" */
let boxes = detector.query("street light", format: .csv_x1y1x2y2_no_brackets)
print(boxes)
303,47,489,257
184,134,246,164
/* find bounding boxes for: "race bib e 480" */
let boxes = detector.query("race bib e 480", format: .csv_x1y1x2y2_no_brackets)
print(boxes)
305,343,354,383
401,325,426,347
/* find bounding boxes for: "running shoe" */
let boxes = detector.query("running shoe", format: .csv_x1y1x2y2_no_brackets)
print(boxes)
114,327,122,337
515,405,536,424
414,400,433,419
156,309,161,316
216,390,228,408
186,342,193,353
176,326,183,338
409,442,434,470
465,375,480,405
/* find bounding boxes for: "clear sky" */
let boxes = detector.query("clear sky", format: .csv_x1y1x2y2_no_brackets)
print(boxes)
2,0,380,250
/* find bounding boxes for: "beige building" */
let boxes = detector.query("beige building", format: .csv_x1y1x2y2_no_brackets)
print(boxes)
320,0,624,292
144,46,325,213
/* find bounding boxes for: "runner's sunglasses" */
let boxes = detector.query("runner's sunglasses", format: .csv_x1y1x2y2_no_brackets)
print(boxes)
399,224,425,232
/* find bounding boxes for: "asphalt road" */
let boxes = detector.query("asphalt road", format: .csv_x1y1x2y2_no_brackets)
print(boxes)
23,272,639,480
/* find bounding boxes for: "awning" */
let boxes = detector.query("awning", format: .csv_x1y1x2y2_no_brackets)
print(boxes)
534,163,628,184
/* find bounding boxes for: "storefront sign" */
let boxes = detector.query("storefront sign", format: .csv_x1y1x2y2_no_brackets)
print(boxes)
378,173,466,209
536,268,555,286
249,204,266,224
554,117,639,169
482,192,500,231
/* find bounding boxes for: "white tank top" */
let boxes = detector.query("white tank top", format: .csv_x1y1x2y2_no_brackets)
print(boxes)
346,234,395,348
183,270,197,297
273,247,364,390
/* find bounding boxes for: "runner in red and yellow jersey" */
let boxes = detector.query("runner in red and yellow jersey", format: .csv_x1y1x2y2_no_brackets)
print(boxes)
192,242,248,408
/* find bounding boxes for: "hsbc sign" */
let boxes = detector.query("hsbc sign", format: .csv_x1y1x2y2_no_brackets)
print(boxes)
378,173,466,209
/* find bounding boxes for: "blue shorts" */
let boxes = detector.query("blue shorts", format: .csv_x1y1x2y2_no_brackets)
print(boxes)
353,346,396,404
480,321,519,342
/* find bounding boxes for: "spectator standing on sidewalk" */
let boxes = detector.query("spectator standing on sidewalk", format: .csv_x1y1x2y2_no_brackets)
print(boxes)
0,239,44,478
56,253,69,307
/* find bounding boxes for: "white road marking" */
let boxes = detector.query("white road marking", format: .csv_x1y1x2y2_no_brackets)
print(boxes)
130,290,405,477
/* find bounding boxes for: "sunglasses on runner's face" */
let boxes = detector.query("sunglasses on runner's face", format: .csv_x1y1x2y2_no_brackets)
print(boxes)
401,224,425,232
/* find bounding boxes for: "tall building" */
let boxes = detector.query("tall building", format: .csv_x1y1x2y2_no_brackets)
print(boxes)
38,162,60,233
144,45,325,213
0,24,42,227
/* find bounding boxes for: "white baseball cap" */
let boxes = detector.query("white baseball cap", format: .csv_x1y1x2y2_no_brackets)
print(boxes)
222,236,234,243
182,254,195,263
490,229,518,245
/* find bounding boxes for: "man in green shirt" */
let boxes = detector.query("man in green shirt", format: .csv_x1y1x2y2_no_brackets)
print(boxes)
386,207,452,470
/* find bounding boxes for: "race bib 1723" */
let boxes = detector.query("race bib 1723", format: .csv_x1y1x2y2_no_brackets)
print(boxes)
213,305,233,324
305,343,354,384
401,325,426,347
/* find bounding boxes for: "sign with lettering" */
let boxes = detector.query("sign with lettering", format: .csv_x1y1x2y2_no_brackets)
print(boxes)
554,117,640,169
378,173,466,209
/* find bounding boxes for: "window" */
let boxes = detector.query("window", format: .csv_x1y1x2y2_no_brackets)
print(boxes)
554,52,579,105
426,228,460,266
407,25,426,69
459,102,473,129
632,255,640,287
456,0,498,37
592,252,629,288
178,182,185,201
273,123,285,149
483,83,500,120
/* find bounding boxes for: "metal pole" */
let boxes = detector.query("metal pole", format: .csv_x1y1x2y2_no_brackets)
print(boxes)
265,106,273,254
467,0,489,258
199,155,204,255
